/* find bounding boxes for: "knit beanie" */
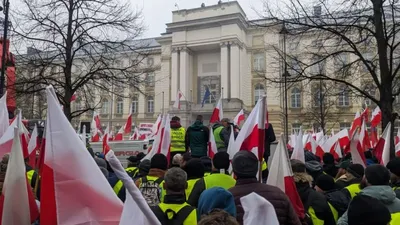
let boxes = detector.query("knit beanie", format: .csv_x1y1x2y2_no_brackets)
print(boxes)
291,159,306,173
323,153,335,164
386,158,400,177
213,152,230,171
348,195,391,225
365,164,390,185
347,164,364,178
184,158,205,179
150,154,168,171
232,151,258,178
198,187,236,220
316,174,336,191
138,159,151,174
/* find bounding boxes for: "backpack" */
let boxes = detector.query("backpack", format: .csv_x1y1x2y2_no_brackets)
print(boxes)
139,176,164,206
151,205,195,225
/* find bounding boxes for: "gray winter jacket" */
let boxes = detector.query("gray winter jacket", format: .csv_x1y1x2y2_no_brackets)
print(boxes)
337,185,400,225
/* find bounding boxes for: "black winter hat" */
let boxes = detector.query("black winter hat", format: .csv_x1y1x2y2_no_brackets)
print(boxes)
213,152,230,171
138,159,151,174
150,154,168,171
347,164,364,178
316,174,336,192
184,158,205,179
291,159,306,173
348,195,391,225
386,158,400,177
232,151,258,178
323,153,335,165
365,164,390,185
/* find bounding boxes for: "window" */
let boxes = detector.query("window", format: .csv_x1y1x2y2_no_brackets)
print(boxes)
101,98,109,114
199,76,220,104
147,96,154,113
289,58,301,75
291,87,301,108
311,57,326,76
364,85,376,106
292,124,302,133
338,86,350,107
313,89,322,107
131,95,138,114
253,53,265,71
334,53,349,72
254,83,265,105
340,122,351,131
116,97,124,114
146,73,155,87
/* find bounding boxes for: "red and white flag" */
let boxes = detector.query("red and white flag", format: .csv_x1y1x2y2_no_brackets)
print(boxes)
350,132,367,168
370,106,382,127
143,115,170,161
233,109,245,126
396,127,400,145
322,129,350,154
0,126,39,225
130,127,140,140
267,135,305,220
0,92,8,139
359,120,371,151
159,114,171,160
124,104,133,134
210,97,223,123
172,91,183,109
374,122,391,166
361,107,369,123
332,141,342,160
40,87,123,225
309,134,325,160
208,128,218,158
0,112,30,159
102,126,111,155
91,112,102,142
291,128,305,163
114,126,124,141
151,115,162,137
27,125,39,168
349,112,361,137
70,94,77,102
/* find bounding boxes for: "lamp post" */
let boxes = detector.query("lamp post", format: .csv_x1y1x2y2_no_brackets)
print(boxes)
280,22,290,144
0,0,9,97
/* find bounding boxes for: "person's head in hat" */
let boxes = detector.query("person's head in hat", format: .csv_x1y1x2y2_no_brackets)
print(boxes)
212,152,230,174
200,156,212,174
360,164,390,189
291,159,313,185
183,158,205,180
336,160,351,178
347,163,365,180
150,153,168,171
232,151,258,179
386,158,400,185
138,159,151,177
127,155,140,168
348,195,391,225
315,174,336,193
221,118,231,128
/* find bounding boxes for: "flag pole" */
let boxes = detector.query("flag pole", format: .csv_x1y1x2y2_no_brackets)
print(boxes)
162,91,165,115
258,96,267,183
221,87,224,112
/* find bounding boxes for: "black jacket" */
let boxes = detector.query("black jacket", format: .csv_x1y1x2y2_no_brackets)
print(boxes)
185,121,209,157
263,123,276,161
323,164,338,178
392,182,400,199
325,189,351,217
220,124,238,148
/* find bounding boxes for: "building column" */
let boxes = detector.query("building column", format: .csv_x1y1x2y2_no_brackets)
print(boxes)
179,47,190,100
230,42,240,99
171,47,179,102
220,42,229,99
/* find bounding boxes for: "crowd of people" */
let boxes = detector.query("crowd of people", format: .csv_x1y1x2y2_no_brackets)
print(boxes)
2,115,400,225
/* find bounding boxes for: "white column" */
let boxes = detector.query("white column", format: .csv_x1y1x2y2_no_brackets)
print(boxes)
171,48,179,102
180,47,190,99
220,42,229,99
230,42,241,99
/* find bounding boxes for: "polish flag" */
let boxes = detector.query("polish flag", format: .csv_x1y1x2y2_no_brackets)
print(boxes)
27,125,39,168
332,141,343,160
0,127,39,224
359,120,371,150
374,122,391,166
0,92,8,139
91,111,102,132
0,112,30,158
267,135,305,220
310,135,325,159
114,126,124,141
210,97,223,123
349,112,361,137
70,94,77,102
172,91,183,109
396,127,400,145
370,106,382,127
233,109,245,126
291,128,305,163
143,115,169,161
322,129,350,154
370,126,378,148
351,132,367,167
102,126,111,155
91,129,101,142
361,107,369,123
208,128,218,159
40,87,123,225
396,142,400,157
158,114,171,161
130,127,140,140
151,115,162,137
124,105,133,134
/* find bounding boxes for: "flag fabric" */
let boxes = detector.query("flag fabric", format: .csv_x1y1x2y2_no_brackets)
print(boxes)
70,94,77,102
151,115,162,137
332,141,343,160
359,120,371,150
0,113,30,158
350,132,367,168
0,127,39,225
201,86,211,108
172,90,183,109
159,114,171,162
291,128,305,163
102,126,111,155
210,97,223,123
27,125,38,168
226,125,236,157
40,86,123,225
374,123,391,166
124,105,133,134
0,92,8,139
130,127,140,140
370,106,382,127
349,112,361,137
241,193,279,225
114,126,124,141
361,107,369,123
322,129,350,154
396,142,400,157
208,128,218,158
370,126,378,148
396,127,400,145
233,109,245,126
309,134,325,160
267,135,305,220
143,115,168,161
91,112,102,142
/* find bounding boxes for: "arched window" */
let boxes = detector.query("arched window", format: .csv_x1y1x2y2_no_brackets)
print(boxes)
313,89,321,107
132,95,138,114
147,96,154,113
254,84,265,105
291,87,301,108
338,86,350,107
102,98,109,114
116,97,124,114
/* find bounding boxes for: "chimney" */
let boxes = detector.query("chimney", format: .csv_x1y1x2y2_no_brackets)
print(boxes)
314,5,322,17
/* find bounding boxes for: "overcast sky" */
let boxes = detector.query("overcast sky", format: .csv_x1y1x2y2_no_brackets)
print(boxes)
135,0,264,38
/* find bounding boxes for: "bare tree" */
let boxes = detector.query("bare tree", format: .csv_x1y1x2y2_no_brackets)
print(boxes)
12,0,157,121
259,0,400,156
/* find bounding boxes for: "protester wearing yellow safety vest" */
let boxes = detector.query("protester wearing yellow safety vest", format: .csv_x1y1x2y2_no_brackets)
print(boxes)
337,165,400,225
291,160,336,225
25,158,40,199
204,152,236,190
182,158,206,207
170,116,186,164
151,167,197,225
347,195,392,225
386,158,400,199
212,119,238,152
337,164,364,199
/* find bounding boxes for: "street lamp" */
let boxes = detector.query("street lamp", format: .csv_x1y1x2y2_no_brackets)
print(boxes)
280,21,290,144
0,0,9,97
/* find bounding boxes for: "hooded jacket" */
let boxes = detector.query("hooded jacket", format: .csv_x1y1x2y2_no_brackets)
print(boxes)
392,182,400,199
185,120,209,157
335,174,361,190
197,187,236,220
337,185,400,225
